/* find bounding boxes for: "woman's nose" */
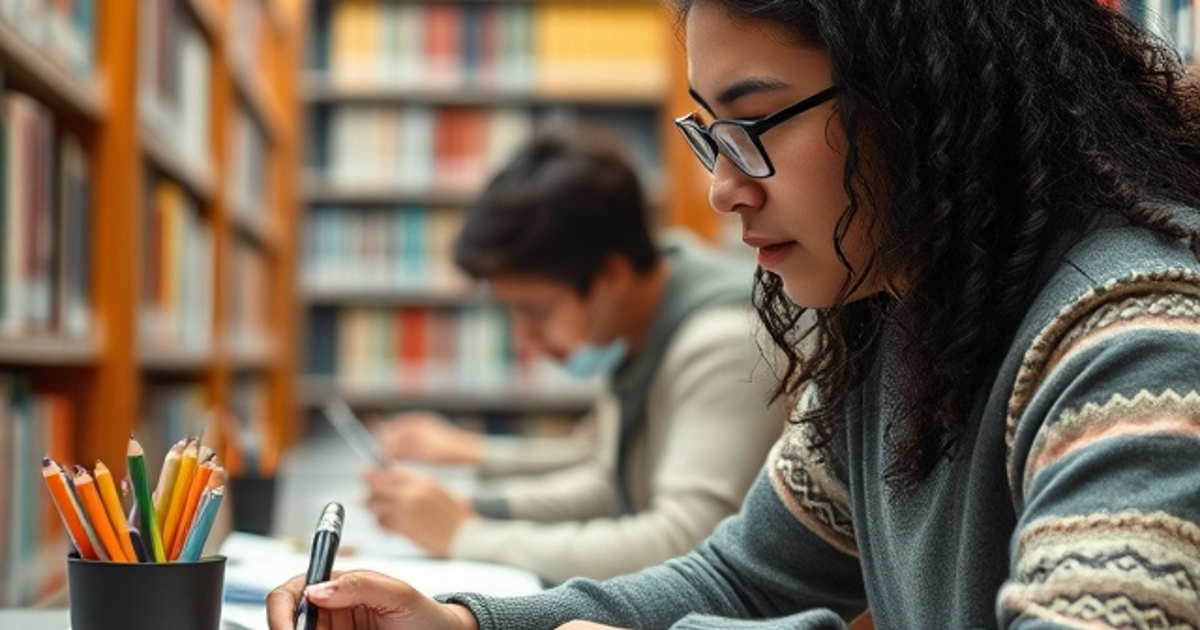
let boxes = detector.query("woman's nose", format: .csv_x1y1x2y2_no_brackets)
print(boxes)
708,158,765,215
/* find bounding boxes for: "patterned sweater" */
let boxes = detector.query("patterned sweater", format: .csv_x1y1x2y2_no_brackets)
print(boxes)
443,224,1200,629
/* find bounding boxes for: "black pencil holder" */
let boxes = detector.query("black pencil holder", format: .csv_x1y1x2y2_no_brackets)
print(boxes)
67,554,226,630
229,474,277,536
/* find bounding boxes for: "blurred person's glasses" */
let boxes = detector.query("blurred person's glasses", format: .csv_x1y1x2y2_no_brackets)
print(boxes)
507,290,573,329
674,86,839,178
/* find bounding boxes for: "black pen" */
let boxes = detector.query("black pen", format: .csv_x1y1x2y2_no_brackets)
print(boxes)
295,502,345,630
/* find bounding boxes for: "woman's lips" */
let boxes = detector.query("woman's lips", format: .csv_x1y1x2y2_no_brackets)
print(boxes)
756,241,796,269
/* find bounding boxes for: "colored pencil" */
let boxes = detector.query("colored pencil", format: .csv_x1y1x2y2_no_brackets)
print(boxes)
40,457,99,560
178,486,224,562
73,466,130,562
153,439,186,528
95,460,140,562
127,437,166,562
161,439,199,555
169,462,218,560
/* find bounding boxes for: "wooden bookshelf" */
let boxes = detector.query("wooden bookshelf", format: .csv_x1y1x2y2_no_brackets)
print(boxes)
294,0,713,426
0,0,302,605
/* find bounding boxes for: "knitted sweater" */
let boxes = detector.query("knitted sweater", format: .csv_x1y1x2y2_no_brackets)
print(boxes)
444,225,1200,628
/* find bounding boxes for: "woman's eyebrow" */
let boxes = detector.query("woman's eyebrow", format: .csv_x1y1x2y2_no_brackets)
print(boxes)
691,76,792,112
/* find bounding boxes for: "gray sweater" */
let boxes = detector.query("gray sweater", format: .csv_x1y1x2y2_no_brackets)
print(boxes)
444,225,1200,628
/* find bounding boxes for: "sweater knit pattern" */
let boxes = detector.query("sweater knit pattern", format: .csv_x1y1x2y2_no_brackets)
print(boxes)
1004,270,1200,497
997,271,1200,628
768,400,857,558
998,510,1200,628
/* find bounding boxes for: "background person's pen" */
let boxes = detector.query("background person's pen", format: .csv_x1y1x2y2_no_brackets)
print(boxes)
296,502,345,630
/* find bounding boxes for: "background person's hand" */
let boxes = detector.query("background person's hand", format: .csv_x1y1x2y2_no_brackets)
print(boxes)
365,464,475,556
376,412,485,465
266,569,479,630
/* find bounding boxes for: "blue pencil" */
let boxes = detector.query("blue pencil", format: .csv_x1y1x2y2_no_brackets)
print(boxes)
179,486,224,562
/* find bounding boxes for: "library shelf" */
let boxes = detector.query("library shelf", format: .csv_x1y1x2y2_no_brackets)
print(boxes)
298,375,597,414
303,178,477,206
0,336,101,366
303,286,486,307
0,21,104,124
230,204,283,253
303,77,665,107
137,346,216,373
139,125,218,203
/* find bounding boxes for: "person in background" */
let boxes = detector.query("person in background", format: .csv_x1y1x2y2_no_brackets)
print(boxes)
269,0,1200,627
362,126,787,585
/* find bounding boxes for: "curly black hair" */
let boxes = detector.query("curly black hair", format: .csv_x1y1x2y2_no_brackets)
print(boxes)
673,0,1200,486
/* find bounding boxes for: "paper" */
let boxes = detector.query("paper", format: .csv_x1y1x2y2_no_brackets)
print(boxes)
216,532,544,630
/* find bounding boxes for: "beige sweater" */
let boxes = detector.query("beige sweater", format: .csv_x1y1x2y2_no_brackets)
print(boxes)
451,306,787,584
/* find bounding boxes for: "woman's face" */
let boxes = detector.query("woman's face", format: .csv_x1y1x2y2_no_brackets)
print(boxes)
685,2,884,307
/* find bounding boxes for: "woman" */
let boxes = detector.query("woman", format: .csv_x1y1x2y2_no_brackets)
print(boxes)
267,0,1200,627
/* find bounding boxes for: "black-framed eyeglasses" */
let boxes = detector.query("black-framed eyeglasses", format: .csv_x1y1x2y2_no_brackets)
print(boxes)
674,86,840,178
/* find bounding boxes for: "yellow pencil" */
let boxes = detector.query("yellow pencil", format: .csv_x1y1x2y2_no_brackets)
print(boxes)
94,460,140,562
153,439,186,529
161,439,199,554
73,466,130,562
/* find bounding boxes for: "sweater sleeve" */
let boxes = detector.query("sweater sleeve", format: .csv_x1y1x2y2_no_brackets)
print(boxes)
450,309,786,584
476,413,599,479
999,289,1200,628
442,470,868,630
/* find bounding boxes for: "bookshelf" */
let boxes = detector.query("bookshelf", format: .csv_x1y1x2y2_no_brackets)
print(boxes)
0,0,302,606
295,0,718,430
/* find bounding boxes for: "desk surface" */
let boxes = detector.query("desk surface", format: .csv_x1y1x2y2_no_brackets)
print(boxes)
0,609,68,630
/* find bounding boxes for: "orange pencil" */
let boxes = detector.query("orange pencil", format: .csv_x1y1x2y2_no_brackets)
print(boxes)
73,466,130,562
40,457,98,560
161,439,199,554
168,462,219,560
94,460,140,562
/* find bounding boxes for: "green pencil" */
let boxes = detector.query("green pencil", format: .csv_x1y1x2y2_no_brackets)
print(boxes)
128,437,166,562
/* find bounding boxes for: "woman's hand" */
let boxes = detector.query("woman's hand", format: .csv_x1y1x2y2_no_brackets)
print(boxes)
377,412,485,466
266,569,480,630
364,464,475,556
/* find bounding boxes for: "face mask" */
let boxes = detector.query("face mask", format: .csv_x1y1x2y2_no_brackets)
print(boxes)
561,338,628,379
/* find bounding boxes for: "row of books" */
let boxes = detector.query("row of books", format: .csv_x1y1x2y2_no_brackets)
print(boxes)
227,238,272,352
317,104,531,193
307,305,575,392
311,103,661,193
139,176,214,352
139,0,212,178
228,104,269,218
0,0,95,78
0,90,92,339
312,0,667,95
0,372,73,606
303,205,469,293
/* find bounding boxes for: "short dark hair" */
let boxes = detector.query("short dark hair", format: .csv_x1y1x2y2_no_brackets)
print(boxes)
453,127,660,295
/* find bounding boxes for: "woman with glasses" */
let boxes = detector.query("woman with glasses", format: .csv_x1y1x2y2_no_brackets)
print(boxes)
267,0,1200,628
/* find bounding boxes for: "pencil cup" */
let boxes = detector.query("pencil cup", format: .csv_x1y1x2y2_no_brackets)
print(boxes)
229,474,277,535
67,554,226,630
